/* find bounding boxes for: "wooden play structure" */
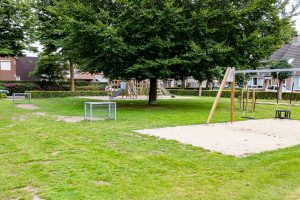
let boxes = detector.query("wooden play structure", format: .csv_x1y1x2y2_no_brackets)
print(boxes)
207,67,300,124
107,80,149,99
107,79,174,99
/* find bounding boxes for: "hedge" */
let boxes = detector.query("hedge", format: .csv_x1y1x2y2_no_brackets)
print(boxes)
169,89,300,101
0,93,7,98
26,91,108,98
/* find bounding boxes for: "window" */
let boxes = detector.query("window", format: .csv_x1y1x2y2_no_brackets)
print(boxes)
16,76,20,81
294,76,300,90
248,77,263,88
282,79,286,87
0,61,12,70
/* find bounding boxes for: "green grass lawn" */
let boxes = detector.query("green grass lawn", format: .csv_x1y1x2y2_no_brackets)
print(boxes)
1,96,300,199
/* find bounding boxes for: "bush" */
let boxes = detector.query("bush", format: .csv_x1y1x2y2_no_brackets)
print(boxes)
0,93,7,98
169,89,300,101
76,86,104,91
26,91,108,98
0,82,40,94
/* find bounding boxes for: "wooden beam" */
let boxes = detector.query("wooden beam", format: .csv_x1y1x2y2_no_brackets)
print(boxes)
252,89,256,113
207,67,231,124
230,75,235,123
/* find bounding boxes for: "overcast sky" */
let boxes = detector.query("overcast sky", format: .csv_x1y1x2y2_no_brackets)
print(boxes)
25,1,300,57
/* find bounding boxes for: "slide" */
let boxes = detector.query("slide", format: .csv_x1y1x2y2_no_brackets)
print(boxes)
159,83,175,97
111,88,124,99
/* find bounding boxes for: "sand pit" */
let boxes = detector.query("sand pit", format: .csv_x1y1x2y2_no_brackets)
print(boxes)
16,104,39,110
136,119,300,157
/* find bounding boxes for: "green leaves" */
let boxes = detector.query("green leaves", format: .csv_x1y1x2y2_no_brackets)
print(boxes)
0,0,33,56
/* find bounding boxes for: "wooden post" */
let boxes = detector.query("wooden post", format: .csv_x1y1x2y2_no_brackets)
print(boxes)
230,75,235,123
207,67,231,124
252,89,256,113
246,89,249,111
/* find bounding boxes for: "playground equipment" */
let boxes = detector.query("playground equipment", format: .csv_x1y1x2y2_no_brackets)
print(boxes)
240,88,256,119
157,81,175,98
108,80,139,99
273,71,295,119
207,67,300,124
84,102,116,121
12,93,31,105
107,80,174,99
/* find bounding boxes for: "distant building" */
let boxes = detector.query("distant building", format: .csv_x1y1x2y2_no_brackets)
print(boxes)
16,57,38,81
0,56,109,83
0,57,17,81
248,35,300,90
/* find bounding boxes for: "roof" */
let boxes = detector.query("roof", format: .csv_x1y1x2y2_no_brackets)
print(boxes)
270,36,300,68
16,57,38,81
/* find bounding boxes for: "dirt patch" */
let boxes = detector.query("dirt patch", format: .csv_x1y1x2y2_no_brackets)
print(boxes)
96,180,111,186
56,116,84,123
23,186,42,200
16,104,39,110
34,112,48,116
136,119,300,157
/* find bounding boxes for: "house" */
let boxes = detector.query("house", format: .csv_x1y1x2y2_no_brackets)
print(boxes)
65,69,109,83
248,35,300,90
0,56,109,83
0,57,17,81
0,56,38,81
16,57,38,81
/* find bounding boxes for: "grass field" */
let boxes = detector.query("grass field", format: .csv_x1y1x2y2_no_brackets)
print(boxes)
1,96,300,199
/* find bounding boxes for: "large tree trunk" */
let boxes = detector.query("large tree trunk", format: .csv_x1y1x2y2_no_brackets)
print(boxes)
69,60,75,92
148,78,157,105
198,80,203,96
278,79,283,100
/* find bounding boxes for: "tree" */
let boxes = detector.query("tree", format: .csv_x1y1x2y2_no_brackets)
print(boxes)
49,0,191,105
31,54,67,84
271,59,292,100
33,0,78,91
39,0,296,105
0,0,33,56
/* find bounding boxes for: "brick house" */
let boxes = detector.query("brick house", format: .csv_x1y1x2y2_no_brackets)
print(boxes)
0,57,17,81
0,56,109,83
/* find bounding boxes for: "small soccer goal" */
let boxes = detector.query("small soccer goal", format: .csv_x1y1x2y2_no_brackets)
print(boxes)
84,102,116,121
12,93,32,105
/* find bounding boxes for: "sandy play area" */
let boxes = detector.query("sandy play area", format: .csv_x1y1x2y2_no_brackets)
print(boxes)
136,119,300,157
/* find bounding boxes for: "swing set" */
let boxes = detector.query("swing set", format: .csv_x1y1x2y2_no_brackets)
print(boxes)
207,67,300,124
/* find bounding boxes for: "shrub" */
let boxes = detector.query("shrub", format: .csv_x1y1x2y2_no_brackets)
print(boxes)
26,91,108,98
0,82,40,94
0,93,7,98
76,86,104,91
169,89,300,101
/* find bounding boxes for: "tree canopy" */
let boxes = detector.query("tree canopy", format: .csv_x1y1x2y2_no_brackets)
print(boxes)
0,0,34,56
31,0,297,104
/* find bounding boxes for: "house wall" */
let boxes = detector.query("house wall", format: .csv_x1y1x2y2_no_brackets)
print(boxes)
0,57,16,81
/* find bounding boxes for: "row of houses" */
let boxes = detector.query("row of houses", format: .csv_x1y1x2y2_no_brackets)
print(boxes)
1,35,300,89
0,57,108,83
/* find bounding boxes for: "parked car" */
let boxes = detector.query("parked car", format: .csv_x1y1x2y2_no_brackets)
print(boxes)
0,90,9,94
265,85,291,93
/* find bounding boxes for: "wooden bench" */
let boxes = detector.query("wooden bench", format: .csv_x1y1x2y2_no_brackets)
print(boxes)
275,110,291,119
